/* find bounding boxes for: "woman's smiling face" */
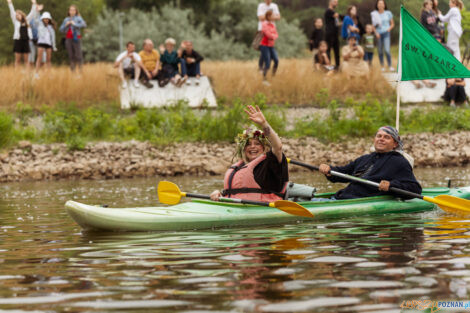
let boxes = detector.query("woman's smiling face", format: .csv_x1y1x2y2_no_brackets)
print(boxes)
244,139,264,162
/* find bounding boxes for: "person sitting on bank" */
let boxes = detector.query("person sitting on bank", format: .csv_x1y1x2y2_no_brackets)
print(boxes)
442,78,468,107
341,35,369,79
181,40,204,85
210,105,288,202
159,38,186,87
318,126,422,200
114,41,150,89
138,38,160,88
314,40,335,75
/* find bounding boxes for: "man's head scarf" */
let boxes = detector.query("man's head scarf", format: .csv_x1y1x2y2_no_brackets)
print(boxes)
378,126,403,151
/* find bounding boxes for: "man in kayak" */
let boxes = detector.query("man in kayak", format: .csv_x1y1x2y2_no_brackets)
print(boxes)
318,126,422,199
210,105,288,202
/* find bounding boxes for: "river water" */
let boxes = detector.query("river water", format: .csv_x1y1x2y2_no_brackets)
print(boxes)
1,167,470,312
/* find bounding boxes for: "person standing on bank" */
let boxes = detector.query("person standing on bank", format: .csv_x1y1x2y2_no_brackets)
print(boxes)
371,0,394,72
35,11,57,71
259,10,279,86
324,0,342,69
210,105,288,202
60,5,86,72
7,0,37,69
257,0,280,73
438,0,463,60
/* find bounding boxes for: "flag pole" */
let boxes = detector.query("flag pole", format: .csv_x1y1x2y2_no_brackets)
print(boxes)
396,6,403,131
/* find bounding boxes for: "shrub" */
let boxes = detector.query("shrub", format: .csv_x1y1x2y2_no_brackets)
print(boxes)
0,112,13,149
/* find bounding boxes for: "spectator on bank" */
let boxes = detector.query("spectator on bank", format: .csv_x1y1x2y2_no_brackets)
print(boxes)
438,0,463,60
260,10,279,86
28,3,44,65
309,18,324,53
371,0,394,72
341,35,369,79
159,38,186,87
433,0,445,43
342,5,363,41
362,24,375,66
7,0,37,68
181,40,204,85
115,41,148,89
35,11,57,71
314,41,335,76
257,0,280,72
59,5,87,72
442,78,468,107
324,0,342,69
138,38,159,88
421,0,441,41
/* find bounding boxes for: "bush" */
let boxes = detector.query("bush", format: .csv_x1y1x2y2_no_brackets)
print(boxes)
0,112,13,149
83,3,307,62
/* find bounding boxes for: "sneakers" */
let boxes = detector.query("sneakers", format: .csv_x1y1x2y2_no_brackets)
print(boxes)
141,80,153,89
262,80,271,86
121,81,128,89
195,77,200,85
186,79,191,86
381,67,386,72
133,80,140,88
177,76,187,87
389,66,395,72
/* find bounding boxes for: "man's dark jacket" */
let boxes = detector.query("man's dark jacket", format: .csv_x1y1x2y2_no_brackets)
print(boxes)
327,151,422,200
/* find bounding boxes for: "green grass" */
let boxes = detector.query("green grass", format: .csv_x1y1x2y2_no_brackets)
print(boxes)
4,96,470,151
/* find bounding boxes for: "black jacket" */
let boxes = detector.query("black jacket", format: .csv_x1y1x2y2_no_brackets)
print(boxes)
327,151,422,200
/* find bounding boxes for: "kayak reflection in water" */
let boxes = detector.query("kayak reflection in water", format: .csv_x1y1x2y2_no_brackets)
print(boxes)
210,105,290,202
318,126,422,200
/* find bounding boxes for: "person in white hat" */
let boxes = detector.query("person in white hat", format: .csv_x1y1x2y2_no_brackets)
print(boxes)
35,10,57,71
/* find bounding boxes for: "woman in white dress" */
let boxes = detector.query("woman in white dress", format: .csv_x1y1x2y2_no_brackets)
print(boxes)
438,0,463,60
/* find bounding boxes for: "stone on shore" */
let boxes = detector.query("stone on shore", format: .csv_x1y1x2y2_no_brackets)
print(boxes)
0,131,469,182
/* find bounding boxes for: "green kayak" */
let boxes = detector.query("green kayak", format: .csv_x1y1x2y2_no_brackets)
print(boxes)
65,186,470,232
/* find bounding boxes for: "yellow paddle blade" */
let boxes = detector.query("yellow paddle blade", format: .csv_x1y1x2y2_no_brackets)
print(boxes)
157,181,183,205
272,200,314,218
424,195,470,217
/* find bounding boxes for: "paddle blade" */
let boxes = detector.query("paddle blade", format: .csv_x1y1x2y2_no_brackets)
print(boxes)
272,200,314,218
158,181,183,205
424,195,470,216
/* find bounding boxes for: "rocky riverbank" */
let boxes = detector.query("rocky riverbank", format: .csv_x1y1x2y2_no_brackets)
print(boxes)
1,132,469,182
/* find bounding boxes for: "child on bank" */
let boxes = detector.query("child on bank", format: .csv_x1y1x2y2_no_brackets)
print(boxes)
309,18,325,54
362,24,375,66
314,40,334,75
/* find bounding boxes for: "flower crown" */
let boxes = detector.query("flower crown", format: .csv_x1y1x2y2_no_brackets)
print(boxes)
234,128,271,160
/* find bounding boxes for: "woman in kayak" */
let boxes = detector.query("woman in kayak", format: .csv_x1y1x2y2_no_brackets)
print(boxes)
210,105,288,202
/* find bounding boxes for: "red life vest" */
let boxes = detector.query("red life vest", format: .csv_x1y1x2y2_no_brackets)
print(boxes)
223,154,286,202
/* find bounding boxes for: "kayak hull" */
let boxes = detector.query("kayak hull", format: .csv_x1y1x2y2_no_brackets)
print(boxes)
65,186,470,232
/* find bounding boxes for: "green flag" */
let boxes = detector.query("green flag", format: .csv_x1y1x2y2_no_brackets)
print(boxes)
399,6,470,81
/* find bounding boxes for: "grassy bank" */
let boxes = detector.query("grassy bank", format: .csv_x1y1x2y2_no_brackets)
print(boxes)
1,96,470,151
0,59,395,109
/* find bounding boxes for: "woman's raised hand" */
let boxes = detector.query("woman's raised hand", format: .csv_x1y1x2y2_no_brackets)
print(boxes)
244,105,267,127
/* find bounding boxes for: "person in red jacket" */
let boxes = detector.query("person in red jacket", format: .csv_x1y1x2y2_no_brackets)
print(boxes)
259,10,279,85
210,105,288,202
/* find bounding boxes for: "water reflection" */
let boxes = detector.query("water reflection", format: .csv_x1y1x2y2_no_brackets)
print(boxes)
0,167,469,312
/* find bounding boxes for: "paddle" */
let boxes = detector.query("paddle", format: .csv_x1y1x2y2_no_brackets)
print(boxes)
287,159,470,216
157,181,314,218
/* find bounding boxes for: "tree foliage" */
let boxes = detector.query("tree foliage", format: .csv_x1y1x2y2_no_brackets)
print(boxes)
0,0,104,64
83,3,307,62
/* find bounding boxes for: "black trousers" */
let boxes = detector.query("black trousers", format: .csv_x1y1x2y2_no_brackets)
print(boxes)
326,35,340,67
443,85,467,103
